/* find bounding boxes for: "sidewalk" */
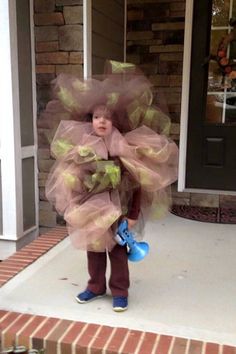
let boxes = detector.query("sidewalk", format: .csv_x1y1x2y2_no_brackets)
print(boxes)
0,214,236,353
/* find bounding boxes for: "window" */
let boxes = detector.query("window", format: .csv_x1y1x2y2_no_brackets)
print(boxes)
207,0,236,124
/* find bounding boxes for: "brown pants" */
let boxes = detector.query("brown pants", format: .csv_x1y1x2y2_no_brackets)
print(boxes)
87,244,130,297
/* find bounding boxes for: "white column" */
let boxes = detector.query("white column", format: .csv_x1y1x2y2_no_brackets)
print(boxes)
30,0,39,233
178,0,194,192
124,0,127,62
83,0,92,78
0,0,23,251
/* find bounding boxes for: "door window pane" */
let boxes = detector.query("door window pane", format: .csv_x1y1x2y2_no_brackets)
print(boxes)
206,94,224,123
22,157,36,231
210,30,228,54
212,0,230,27
225,94,236,122
206,0,236,124
232,1,236,17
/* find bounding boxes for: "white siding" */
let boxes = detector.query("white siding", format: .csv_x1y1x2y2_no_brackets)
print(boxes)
92,0,125,74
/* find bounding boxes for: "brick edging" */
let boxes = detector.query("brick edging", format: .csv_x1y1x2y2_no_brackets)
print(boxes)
0,227,68,287
1,310,235,354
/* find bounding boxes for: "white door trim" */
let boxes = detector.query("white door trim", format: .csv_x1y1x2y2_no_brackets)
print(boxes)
83,0,92,79
124,0,127,62
177,0,194,193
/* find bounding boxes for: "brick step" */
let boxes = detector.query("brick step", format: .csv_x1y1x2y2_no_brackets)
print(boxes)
1,310,235,354
0,227,67,287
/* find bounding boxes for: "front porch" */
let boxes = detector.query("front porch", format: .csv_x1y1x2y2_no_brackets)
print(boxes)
0,214,236,353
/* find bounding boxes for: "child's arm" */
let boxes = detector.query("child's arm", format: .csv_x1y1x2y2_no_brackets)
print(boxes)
124,187,141,229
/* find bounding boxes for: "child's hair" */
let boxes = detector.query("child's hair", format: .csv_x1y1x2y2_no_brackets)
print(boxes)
84,112,93,122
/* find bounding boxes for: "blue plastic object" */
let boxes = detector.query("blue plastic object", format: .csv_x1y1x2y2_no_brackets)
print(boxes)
115,220,149,262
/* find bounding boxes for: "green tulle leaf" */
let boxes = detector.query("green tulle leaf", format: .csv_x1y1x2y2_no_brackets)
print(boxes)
52,138,74,158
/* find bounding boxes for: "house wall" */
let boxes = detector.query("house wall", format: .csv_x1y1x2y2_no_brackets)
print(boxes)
34,0,83,228
92,0,124,74
126,0,236,210
34,0,236,230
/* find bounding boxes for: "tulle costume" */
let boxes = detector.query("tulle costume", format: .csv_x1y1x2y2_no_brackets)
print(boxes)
44,60,179,252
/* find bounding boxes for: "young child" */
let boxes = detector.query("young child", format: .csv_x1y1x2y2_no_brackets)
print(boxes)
75,105,141,312
45,60,179,312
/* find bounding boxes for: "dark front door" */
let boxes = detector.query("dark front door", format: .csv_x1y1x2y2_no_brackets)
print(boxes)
186,0,236,191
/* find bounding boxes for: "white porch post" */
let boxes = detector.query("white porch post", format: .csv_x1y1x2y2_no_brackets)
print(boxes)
0,1,23,251
0,0,38,259
83,0,92,78
178,0,194,192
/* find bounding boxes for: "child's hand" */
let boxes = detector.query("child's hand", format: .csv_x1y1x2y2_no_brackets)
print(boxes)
124,218,137,229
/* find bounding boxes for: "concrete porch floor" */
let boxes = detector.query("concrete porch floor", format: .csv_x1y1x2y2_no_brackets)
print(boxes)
0,213,236,348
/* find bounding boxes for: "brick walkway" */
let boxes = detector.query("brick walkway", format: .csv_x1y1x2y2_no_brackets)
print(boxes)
0,228,236,354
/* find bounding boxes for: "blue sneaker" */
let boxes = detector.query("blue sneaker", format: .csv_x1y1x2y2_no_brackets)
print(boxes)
112,296,128,312
76,289,106,304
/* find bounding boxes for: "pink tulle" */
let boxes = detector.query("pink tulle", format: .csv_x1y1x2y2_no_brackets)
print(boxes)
43,60,179,251
46,121,178,251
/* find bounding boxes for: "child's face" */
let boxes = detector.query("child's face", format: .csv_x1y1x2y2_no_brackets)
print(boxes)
92,105,113,137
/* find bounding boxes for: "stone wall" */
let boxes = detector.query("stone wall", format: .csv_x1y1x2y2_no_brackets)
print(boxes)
127,0,184,133
35,0,83,227
127,0,184,204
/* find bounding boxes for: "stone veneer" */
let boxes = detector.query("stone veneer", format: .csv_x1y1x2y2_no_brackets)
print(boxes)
35,0,236,229
34,0,83,227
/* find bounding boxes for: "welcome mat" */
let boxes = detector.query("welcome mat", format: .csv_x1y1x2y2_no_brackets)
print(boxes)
171,205,236,224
